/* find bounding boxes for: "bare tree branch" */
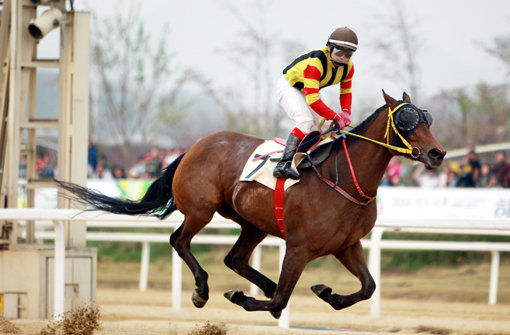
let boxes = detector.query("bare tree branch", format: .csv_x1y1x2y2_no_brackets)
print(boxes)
90,0,186,169
367,0,423,102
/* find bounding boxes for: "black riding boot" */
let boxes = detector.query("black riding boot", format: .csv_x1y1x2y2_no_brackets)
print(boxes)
273,133,302,179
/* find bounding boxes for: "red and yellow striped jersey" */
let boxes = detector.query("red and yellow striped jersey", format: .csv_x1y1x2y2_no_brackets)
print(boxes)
283,46,354,120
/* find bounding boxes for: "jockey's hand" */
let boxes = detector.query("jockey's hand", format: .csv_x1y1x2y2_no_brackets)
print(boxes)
333,114,346,130
340,110,352,127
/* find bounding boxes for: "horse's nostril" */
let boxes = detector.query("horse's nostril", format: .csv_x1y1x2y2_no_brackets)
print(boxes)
429,148,446,160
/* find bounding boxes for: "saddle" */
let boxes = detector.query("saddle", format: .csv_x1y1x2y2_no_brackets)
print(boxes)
240,131,340,191
296,131,339,169
240,131,342,239
268,131,338,169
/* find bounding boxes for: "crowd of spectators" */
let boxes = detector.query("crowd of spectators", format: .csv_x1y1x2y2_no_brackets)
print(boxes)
19,150,58,179
383,148,510,188
27,139,510,188
87,141,509,188
87,140,184,180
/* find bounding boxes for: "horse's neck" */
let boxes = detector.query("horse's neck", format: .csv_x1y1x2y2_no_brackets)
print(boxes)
336,117,393,195
347,137,392,189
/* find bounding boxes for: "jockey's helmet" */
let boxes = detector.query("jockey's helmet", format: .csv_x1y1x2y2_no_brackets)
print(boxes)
327,27,358,51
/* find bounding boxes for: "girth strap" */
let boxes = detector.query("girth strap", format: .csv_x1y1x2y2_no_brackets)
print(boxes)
274,178,286,239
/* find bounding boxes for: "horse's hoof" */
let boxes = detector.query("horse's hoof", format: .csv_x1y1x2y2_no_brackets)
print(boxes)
192,289,208,308
270,310,282,319
224,289,244,304
311,284,332,298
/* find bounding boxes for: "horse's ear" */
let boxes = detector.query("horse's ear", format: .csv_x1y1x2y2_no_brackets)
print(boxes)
382,89,397,109
402,92,412,103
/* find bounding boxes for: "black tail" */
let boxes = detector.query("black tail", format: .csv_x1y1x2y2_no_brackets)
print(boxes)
55,154,184,219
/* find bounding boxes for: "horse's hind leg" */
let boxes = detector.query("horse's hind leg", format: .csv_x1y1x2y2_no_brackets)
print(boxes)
224,224,277,299
311,241,376,310
170,216,211,308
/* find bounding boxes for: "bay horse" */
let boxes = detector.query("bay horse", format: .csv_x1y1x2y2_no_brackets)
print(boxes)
57,91,446,318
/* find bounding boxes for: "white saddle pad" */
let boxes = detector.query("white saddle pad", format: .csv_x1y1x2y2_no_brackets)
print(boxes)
240,137,333,191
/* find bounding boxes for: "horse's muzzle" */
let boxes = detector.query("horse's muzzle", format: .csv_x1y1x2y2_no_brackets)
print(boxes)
424,148,446,169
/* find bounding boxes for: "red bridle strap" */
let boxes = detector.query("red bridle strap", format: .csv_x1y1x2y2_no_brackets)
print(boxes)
311,138,376,206
342,138,376,201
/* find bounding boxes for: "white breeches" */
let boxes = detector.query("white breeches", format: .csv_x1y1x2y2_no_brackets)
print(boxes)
276,75,334,134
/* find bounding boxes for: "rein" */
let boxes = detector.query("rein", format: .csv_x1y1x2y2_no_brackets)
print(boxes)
338,103,421,158
311,137,376,206
310,103,417,206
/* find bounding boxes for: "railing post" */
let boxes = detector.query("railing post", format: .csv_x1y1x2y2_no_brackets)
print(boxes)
53,220,66,320
250,245,262,296
278,241,289,328
489,250,500,305
368,227,384,318
139,241,150,291
172,246,182,311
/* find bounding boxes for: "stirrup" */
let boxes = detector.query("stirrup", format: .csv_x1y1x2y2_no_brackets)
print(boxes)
274,161,300,180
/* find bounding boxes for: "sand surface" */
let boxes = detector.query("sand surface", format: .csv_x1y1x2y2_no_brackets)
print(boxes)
9,288,510,335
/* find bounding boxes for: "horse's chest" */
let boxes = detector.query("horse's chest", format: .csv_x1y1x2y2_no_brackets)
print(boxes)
311,205,377,253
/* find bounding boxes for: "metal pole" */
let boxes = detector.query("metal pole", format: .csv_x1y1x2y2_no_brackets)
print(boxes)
172,247,182,311
369,227,384,318
53,220,65,319
489,250,500,305
250,245,262,295
277,241,289,328
139,242,150,291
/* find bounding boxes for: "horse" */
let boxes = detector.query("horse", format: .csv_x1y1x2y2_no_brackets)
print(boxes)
56,91,446,318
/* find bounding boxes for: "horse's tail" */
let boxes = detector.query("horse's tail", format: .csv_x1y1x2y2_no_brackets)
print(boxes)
55,153,184,219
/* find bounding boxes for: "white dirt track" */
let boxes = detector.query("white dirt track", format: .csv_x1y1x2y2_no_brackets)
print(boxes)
13,288,510,335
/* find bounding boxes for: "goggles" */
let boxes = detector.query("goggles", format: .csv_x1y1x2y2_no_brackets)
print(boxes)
394,106,433,133
331,45,354,59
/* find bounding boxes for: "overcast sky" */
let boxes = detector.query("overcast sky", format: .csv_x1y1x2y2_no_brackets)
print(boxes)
42,0,510,111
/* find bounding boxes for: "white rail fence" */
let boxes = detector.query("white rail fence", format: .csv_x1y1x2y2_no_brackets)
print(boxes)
2,207,510,328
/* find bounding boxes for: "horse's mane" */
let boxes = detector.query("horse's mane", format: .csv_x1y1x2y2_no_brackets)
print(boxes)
349,104,388,136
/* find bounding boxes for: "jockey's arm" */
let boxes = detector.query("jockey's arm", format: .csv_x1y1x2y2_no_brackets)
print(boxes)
302,64,338,120
339,64,355,115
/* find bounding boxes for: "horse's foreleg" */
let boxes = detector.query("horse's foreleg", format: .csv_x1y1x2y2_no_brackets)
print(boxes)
224,245,307,318
170,222,210,308
311,241,376,310
224,225,277,298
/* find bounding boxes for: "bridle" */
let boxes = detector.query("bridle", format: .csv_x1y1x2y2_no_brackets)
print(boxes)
310,102,432,205
338,102,432,158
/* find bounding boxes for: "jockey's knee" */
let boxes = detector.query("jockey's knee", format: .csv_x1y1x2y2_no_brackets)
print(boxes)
297,121,313,134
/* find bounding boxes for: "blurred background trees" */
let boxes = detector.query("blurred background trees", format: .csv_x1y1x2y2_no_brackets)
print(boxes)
90,1,187,170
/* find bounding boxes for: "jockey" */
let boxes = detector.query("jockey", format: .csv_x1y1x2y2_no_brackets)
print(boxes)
273,27,357,180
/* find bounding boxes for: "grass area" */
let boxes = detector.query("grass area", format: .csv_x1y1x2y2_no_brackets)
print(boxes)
97,246,510,303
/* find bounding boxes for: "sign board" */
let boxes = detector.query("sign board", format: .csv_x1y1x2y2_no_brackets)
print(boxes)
377,187,510,221
375,187,510,232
